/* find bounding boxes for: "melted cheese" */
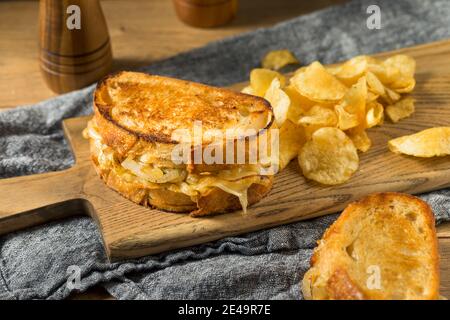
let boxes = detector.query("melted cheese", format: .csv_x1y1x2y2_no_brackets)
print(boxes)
211,181,249,214
173,176,261,214
84,120,266,212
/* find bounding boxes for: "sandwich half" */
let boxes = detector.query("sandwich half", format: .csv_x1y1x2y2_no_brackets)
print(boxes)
84,71,275,217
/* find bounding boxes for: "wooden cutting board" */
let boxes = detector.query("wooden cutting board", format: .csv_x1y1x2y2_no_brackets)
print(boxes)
1,40,450,262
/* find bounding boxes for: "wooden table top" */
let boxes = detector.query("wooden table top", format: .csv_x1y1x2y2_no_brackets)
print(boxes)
1,0,449,300
0,0,345,109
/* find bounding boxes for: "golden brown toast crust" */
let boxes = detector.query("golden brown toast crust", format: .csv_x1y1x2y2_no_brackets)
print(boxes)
326,268,366,300
94,71,273,148
93,72,276,176
191,176,272,217
303,192,440,300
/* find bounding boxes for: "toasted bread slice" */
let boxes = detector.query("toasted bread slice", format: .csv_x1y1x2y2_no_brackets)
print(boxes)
94,71,273,159
302,193,439,300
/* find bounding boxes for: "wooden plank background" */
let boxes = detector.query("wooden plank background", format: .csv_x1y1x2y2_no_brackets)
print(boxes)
0,0,346,109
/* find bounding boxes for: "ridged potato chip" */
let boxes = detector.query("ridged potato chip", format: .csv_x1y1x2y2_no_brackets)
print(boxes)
250,68,285,97
335,77,367,130
293,66,307,76
381,87,401,105
298,105,337,128
347,128,372,152
386,97,415,123
391,77,416,93
335,104,359,130
278,120,306,171
368,64,398,85
326,65,341,76
388,127,450,157
262,49,300,70
383,55,416,79
366,91,379,103
290,61,348,103
299,127,359,185
366,71,385,96
365,101,384,128
332,55,373,86
264,78,290,126
302,125,323,140
371,55,415,89
284,85,315,123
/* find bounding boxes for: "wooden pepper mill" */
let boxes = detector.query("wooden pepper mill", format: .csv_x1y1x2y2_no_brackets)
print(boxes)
39,0,112,93
172,0,238,28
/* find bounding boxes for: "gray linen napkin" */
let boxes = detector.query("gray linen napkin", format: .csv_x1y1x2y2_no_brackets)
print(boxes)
1,0,449,300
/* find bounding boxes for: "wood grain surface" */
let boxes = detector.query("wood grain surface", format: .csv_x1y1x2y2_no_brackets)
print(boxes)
0,40,449,265
0,0,347,109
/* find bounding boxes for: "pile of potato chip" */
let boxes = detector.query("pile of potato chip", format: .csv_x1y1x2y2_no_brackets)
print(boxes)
242,52,418,185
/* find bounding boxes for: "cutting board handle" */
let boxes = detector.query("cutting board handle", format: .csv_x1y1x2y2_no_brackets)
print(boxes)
0,169,86,235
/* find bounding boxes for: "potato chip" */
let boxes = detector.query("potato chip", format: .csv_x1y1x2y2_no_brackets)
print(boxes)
241,85,254,95
298,105,337,127
388,87,402,102
335,77,367,130
250,68,286,97
301,125,321,140
284,87,305,123
388,127,450,157
262,49,300,70
366,71,385,96
284,85,315,109
347,128,372,152
368,62,399,85
391,77,416,93
371,55,415,87
326,65,341,76
290,61,348,103
264,78,290,127
278,120,306,171
284,85,315,123
385,97,415,123
293,66,307,76
383,55,416,79
365,101,384,128
335,104,359,130
366,91,379,103
298,127,359,185
381,87,401,105
332,55,372,86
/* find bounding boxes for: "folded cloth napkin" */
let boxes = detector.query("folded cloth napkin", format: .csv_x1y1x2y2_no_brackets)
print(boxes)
1,0,449,300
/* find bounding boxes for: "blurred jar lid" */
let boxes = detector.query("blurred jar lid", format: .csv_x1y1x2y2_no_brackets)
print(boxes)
172,0,238,28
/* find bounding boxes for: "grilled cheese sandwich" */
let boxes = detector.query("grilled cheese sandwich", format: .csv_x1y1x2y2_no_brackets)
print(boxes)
84,72,275,216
